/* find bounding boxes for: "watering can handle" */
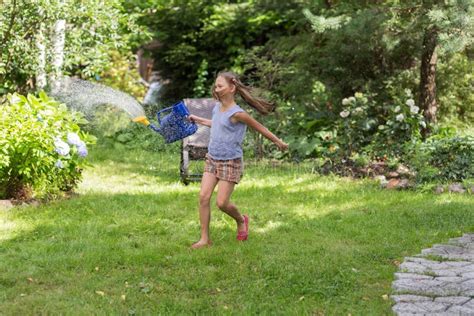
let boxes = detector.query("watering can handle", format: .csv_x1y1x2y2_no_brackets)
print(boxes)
156,106,174,124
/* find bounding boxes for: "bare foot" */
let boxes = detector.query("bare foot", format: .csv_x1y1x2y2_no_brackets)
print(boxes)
190,240,212,249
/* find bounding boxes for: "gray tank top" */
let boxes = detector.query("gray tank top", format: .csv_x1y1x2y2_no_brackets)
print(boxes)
208,104,247,160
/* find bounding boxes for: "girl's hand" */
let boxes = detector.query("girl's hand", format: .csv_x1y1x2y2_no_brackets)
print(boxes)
276,139,289,151
187,114,212,127
187,114,197,122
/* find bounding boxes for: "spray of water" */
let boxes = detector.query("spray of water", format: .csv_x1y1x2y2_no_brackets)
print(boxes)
50,77,145,119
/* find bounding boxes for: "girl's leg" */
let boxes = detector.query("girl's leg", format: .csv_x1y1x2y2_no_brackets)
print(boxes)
216,180,246,233
192,172,218,248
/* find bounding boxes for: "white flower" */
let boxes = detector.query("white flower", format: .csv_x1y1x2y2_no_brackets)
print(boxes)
77,142,88,157
54,138,70,156
404,88,412,97
394,106,401,113
396,114,405,122
378,125,385,130
342,98,350,105
40,109,54,116
10,94,22,104
420,121,427,128
353,107,363,114
348,96,356,103
339,110,350,118
405,99,415,107
409,105,419,114
67,132,82,146
55,160,64,169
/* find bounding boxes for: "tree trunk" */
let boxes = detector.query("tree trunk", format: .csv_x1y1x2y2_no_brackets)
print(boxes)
36,22,47,89
50,18,66,93
419,26,438,136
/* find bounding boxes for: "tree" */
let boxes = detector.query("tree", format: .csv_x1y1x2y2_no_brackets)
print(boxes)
122,0,303,101
389,0,473,133
304,0,473,133
0,0,146,97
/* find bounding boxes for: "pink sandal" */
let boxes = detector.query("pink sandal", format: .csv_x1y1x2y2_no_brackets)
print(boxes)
237,215,249,241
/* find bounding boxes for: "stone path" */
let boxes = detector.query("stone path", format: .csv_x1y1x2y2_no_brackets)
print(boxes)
391,233,474,315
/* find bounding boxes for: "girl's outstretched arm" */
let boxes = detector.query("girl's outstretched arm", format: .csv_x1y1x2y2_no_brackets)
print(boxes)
188,114,212,127
233,112,288,151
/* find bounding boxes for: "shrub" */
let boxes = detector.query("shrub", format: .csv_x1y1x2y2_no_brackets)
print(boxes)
336,92,379,157
405,134,474,184
0,92,95,199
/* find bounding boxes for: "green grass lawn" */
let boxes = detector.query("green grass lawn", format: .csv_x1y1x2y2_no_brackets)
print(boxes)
1,145,473,315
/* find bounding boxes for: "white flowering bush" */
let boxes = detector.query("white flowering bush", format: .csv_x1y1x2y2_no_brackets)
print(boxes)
337,92,378,156
374,89,427,155
0,92,95,199
334,89,429,163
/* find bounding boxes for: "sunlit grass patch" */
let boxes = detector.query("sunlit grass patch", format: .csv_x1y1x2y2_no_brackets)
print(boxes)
0,145,472,314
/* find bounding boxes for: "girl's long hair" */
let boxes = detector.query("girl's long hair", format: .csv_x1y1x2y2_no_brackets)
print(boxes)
212,71,274,115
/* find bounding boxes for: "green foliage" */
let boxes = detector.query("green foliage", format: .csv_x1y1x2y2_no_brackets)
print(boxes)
2,0,472,185
97,51,147,100
406,134,474,184
437,53,474,121
368,90,427,157
336,92,379,157
192,59,209,98
0,92,95,199
0,0,148,95
127,0,304,101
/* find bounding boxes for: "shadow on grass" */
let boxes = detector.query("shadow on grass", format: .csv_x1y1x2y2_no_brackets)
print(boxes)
1,181,472,314
1,147,473,314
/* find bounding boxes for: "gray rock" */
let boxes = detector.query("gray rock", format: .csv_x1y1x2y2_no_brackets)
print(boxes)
374,175,388,188
422,244,474,261
434,185,445,194
392,278,461,296
397,179,411,189
434,296,471,305
393,301,449,313
396,164,413,176
0,200,13,210
387,171,400,178
395,272,433,280
434,276,463,283
391,294,432,303
461,271,474,278
448,183,466,193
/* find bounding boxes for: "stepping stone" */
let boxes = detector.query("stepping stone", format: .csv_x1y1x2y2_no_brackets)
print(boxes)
391,233,474,315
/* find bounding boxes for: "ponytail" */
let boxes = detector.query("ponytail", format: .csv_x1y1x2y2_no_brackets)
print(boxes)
213,71,275,115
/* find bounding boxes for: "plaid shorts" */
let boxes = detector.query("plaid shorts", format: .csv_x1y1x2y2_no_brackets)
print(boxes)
204,154,243,184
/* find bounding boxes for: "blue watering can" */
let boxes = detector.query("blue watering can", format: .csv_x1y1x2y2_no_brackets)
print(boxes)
133,101,198,143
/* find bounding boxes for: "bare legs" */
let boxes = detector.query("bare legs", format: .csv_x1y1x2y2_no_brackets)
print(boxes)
191,172,218,249
216,180,246,233
191,172,245,249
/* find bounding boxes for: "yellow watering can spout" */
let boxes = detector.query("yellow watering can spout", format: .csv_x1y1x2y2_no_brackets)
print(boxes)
133,116,150,126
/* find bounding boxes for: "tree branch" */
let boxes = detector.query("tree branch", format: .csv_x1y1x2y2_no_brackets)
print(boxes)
1,0,18,48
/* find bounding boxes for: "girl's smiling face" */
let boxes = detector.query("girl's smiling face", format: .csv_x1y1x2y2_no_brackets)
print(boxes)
214,76,235,99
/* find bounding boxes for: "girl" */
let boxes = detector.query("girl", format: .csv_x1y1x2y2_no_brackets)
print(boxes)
188,71,288,249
